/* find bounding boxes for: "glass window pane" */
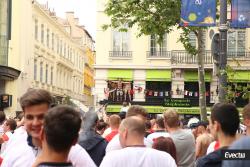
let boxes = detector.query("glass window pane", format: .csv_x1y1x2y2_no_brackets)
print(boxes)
237,31,245,53
228,31,236,52
189,32,196,48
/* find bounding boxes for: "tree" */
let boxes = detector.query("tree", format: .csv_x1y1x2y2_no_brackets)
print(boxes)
103,0,208,121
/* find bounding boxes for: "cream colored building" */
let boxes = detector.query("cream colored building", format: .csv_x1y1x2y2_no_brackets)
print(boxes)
0,0,94,117
56,11,95,107
95,0,250,115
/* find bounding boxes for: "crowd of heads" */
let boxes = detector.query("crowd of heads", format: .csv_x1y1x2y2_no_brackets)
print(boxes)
1,88,250,167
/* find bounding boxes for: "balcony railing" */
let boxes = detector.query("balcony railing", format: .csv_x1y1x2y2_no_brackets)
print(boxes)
109,50,250,64
227,51,250,58
109,51,132,58
171,50,213,65
147,51,171,58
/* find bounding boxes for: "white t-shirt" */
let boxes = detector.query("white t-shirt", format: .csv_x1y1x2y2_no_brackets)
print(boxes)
1,126,27,158
0,132,13,154
1,131,96,167
101,147,177,167
105,134,152,153
146,131,170,144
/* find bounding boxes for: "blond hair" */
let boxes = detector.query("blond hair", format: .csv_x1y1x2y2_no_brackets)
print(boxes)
163,109,180,128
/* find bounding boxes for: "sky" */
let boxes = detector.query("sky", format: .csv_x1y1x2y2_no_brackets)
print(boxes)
37,0,96,39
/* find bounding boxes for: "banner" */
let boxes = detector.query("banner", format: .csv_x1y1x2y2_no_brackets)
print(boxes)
231,0,250,28
180,0,216,27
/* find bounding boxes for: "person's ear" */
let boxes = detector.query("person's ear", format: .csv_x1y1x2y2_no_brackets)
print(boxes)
124,128,128,139
243,118,250,127
40,126,45,141
214,121,220,132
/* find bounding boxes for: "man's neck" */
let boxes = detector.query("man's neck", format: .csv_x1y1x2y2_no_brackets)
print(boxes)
125,137,144,147
110,127,119,131
167,126,180,133
218,133,236,148
155,128,165,132
38,145,69,163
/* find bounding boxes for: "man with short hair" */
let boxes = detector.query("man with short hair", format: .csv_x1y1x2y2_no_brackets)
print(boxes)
105,114,121,142
163,109,195,167
105,105,151,153
195,122,214,159
1,89,96,167
100,117,176,167
32,106,81,167
196,103,240,167
147,116,169,144
0,119,17,154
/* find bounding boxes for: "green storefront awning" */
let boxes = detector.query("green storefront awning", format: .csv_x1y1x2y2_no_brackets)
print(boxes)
146,70,171,81
228,71,250,82
184,71,212,82
107,69,133,81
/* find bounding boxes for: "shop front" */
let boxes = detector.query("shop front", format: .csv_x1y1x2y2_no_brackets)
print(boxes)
183,70,212,106
228,70,250,107
105,69,134,103
145,70,172,105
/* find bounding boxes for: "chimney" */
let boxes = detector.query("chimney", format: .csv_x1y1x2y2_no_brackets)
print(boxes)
74,18,79,25
65,11,74,21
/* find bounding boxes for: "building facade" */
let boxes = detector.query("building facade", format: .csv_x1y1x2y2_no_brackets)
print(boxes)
0,0,94,116
59,12,95,107
95,0,250,116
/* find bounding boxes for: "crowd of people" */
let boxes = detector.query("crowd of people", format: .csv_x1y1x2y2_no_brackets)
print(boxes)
0,88,249,166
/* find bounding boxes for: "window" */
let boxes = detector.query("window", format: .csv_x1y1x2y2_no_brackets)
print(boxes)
41,24,44,44
228,30,246,56
56,35,59,54
45,64,48,84
52,33,54,51
50,67,53,85
70,48,72,60
40,62,43,82
150,34,167,56
68,46,70,57
189,32,196,48
72,50,75,61
35,19,38,40
64,43,66,57
47,29,50,48
112,29,130,52
60,40,62,55
34,60,37,80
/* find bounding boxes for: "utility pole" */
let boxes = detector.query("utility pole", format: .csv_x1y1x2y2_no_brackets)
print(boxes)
218,0,228,103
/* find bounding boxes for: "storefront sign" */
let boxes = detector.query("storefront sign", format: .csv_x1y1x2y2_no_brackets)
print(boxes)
163,98,191,107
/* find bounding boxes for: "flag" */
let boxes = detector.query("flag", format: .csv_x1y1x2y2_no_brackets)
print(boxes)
231,0,250,28
180,0,216,27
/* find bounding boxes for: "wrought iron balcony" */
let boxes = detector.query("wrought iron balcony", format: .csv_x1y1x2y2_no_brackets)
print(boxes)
227,51,250,58
147,51,171,58
109,51,132,58
171,50,213,65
